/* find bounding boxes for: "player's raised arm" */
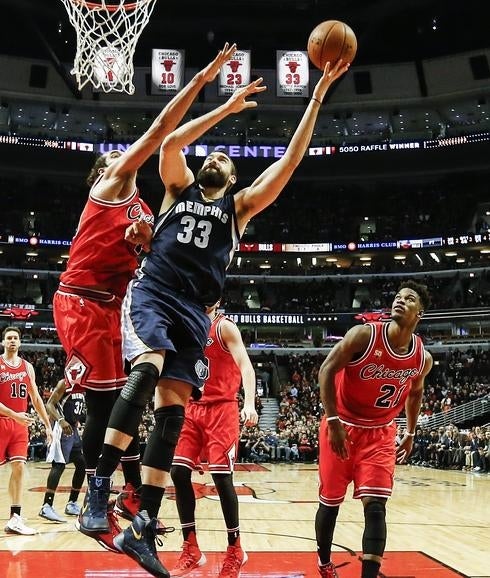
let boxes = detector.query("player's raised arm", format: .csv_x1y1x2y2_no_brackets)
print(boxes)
93,43,237,200
234,60,349,230
158,78,266,206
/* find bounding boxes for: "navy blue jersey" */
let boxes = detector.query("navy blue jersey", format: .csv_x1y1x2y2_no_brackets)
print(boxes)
138,184,240,306
56,391,85,427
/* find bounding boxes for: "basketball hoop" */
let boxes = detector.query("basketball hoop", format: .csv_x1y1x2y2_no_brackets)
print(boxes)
60,0,157,94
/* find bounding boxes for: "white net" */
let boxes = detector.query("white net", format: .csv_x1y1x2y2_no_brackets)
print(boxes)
60,0,157,94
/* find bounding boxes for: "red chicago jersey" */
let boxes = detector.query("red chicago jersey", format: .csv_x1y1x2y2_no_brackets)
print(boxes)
335,322,425,426
61,186,153,298
197,313,242,404
0,355,32,414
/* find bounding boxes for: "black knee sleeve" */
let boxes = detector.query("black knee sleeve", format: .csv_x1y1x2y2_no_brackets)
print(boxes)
83,389,118,469
71,451,86,490
171,464,192,486
109,363,159,436
121,363,159,407
212,473,239,530
362,500,387,557
315,503,339,563
142,405,185,471
46,462,66,491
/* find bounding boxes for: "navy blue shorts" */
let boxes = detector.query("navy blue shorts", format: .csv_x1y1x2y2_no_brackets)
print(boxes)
61,427,82,463
122,280,211,395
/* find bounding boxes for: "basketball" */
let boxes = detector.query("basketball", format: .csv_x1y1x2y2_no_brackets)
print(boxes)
307,20,357,70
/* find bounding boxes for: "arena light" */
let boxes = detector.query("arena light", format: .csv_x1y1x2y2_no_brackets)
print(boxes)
445,251,458,256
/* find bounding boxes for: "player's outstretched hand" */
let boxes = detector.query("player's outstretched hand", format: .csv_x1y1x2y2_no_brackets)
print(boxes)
201,42,237,83
312,59,350,103
226,78,267,113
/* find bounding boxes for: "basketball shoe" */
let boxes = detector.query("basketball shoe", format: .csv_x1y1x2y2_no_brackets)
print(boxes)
113,510,169,578
79,475,110,532
114,482,175,537
76,500,122,553
169,532,207,577
39,503,66,523
318,561,339,577
4,513,37,535
218,539,247,578
115,482,140,521
65,501,81,516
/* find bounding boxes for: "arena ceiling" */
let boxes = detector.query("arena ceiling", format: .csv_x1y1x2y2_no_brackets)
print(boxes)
0,0,489,143
1,0,489,67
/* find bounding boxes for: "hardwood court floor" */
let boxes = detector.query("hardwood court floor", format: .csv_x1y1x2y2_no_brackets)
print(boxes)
0,461,488,577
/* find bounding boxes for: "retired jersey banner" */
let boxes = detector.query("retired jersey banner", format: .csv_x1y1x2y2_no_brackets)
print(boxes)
151,49,184,94
218,50,251,96
276,50,309,97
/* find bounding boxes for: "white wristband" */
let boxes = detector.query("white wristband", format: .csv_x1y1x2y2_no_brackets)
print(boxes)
326,415,340,423
404,431,415,437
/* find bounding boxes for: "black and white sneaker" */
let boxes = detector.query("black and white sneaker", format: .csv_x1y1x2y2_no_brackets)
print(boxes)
113,510,169,578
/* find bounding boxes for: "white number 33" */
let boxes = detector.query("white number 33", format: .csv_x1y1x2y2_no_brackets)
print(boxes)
177,216,212,248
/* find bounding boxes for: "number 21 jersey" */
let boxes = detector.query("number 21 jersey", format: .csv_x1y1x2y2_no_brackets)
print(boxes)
335,322,425,426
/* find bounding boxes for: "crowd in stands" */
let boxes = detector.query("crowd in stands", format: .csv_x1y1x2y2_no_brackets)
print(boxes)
4,271,488,322
2,172,487,247
405,424,489,472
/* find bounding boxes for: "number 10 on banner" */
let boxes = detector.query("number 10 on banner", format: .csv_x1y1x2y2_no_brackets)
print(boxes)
218,50,251,96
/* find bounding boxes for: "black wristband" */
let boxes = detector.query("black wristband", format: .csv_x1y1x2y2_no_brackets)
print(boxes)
311,97,322,105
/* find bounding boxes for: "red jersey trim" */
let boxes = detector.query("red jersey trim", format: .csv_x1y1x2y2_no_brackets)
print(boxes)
58,282,116,302
88,186,138,207
347,323,376,367
0,355,24,371
381,322,416,359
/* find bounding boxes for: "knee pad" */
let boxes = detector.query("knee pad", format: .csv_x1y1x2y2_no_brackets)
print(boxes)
156,405,185,445
171,464,192,486
47,462,66,490
120,362,159,408
51,462,66,476
211,473,234,493
362,500,387,557
142,405,185,471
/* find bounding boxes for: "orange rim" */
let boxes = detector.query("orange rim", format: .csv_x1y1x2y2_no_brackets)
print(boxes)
71,0,149,11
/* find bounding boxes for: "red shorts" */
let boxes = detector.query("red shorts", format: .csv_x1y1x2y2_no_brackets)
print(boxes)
318,418,396,506
173,401,239,474
0,418,28,465
53,290,126,392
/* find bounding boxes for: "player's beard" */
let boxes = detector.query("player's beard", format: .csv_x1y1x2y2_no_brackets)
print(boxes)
196,166,228,189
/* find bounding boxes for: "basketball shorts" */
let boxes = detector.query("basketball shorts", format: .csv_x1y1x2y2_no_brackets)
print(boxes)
122,280,211,395
318,418,396,506
172,400,239,474
53,290,126,392
0,419,28,465
61,427,83,463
